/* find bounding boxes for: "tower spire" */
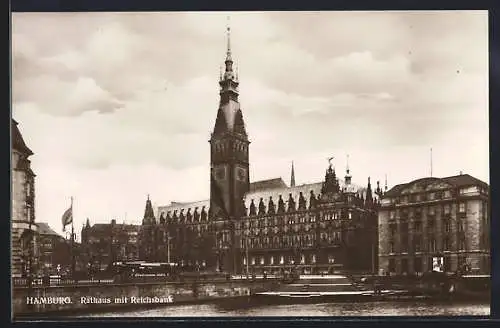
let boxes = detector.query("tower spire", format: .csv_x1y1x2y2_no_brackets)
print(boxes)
365,176,373,205
290,161,296,187
384,174,388,191
345,154,352,186
226,16,232,62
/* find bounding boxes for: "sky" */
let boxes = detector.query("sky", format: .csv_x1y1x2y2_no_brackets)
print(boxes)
11,11,489,238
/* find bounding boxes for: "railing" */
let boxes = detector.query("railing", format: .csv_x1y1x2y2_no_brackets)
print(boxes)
231,274,279,280
13,274,277,288
13,277,116,287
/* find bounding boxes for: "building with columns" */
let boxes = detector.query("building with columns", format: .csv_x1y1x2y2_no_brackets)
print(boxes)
378,174,490,276
11,119,38,278
140,25,384,275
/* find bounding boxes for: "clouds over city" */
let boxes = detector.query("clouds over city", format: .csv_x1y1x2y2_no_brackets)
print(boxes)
12,11,488,231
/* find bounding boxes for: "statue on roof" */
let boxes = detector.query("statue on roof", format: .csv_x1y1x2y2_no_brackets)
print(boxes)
249,199,256,216
309,190,317,209
268,196,276,214
194,207,200,221
277,195,286,213
287,193,296,212
298,192,307,210
201,206,207,220
258,198,266,215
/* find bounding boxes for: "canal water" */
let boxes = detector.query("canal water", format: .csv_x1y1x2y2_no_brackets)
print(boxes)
81,301,490,317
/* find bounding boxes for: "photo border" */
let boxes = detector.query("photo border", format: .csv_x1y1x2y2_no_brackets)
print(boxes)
7,0,500,326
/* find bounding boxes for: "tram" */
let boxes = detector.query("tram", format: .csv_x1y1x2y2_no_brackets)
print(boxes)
109,261,179,281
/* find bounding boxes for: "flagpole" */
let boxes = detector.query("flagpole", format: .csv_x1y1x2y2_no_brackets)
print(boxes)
71,197,75,278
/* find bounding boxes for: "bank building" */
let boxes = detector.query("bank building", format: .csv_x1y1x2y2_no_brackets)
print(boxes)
140,26,384,275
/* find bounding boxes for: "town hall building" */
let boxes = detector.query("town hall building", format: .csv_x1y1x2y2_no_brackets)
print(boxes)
139,26,385,275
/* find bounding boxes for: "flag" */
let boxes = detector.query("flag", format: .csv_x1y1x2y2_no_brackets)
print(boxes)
210,172,230,219
61,206,73,232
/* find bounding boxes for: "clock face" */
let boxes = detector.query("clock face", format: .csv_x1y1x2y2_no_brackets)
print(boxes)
237,167,247,181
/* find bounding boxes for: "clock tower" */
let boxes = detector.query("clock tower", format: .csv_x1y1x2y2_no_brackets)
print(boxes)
209,22,250,221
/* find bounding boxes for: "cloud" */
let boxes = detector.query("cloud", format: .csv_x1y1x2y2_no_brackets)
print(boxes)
11,11,489,234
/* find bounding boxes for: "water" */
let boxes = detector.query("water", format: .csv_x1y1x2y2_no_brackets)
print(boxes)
81,301,490,317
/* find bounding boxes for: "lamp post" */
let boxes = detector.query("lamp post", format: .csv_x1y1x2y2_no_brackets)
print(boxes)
166,231,172,263
371,227,376,275
246,236,249,277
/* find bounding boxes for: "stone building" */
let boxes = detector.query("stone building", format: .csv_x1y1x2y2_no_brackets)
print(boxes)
378,174,490,276
37,222,71,275
81,218,140,271
11,119,38,278
145,26,383,275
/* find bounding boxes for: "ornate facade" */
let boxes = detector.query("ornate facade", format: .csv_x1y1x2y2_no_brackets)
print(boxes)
378,174,490,276
11,119,38,277
141,25,384,275
37,222,71,275
81,218,140,271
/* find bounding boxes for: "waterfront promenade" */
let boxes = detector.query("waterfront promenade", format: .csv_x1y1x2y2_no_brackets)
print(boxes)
12,273,490,318
12,275,279,318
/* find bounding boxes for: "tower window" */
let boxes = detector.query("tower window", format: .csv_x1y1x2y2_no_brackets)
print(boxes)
459,202,466,213
388,259,396,273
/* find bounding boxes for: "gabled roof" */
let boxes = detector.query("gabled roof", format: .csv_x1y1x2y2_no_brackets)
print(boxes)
37,222,62,237
443,174,489,189
158,199,210,216
12,119,33,156
383,174,488,198
90,223,111,232
245,182,323,211
384,183,408,197
157,178,289,216
156,176,373,219
249,178,288,192
86,223,140,233
244,179,368,214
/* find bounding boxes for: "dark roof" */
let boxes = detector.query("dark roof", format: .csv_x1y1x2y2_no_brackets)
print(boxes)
443,174,489,189
12,119,33,155
143,198,155,220
249,178,288,192
37,222,62,237
384,183,408,197
383,174,488,197
87,223,140,232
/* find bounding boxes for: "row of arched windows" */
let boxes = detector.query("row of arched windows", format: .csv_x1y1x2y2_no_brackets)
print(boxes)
243,254,317,266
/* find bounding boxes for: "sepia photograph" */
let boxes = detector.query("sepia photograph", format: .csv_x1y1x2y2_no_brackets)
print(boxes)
11,10,490,319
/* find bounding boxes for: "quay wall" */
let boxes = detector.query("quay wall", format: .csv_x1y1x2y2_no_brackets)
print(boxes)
13,280,278,317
